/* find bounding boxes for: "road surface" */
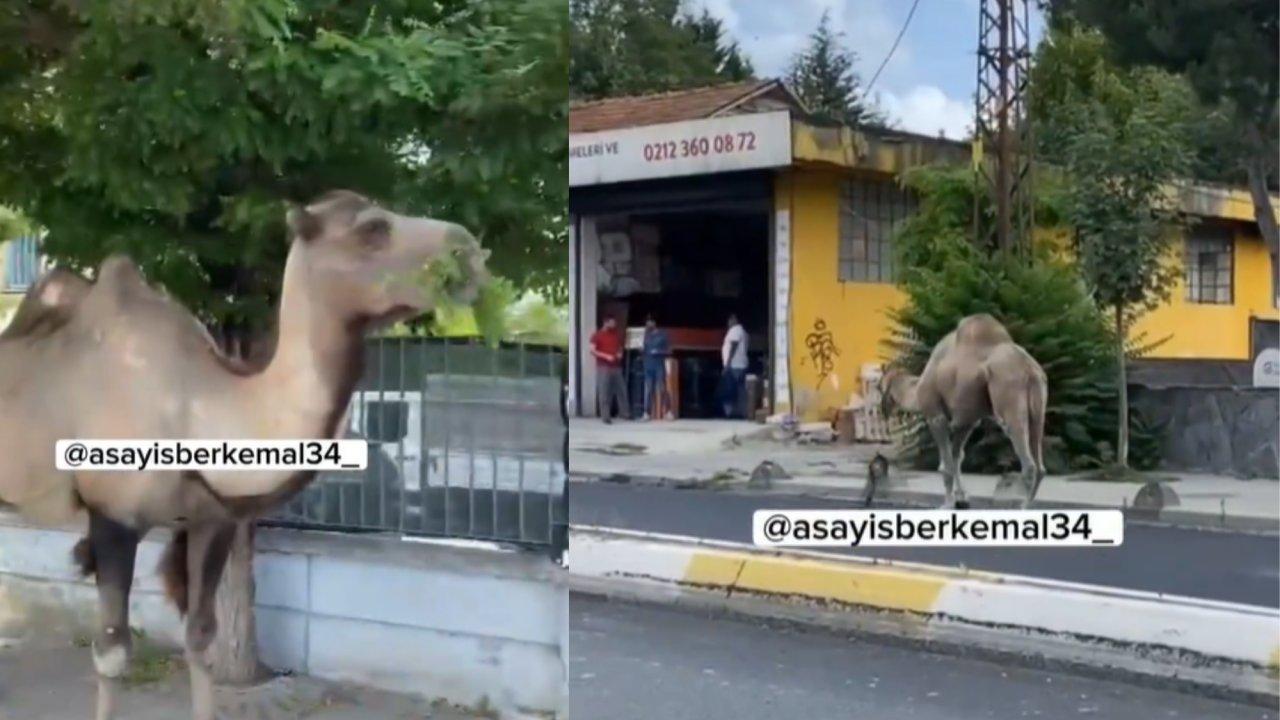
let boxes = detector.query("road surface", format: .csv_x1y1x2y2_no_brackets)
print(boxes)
570,481,1280,607
570,595,1275,720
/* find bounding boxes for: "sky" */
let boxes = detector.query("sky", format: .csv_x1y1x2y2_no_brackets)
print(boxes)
696,0,1045,139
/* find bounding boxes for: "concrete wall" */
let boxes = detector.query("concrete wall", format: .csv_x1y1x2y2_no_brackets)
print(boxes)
1130,385,1279,479
1131,228,1278,361
777,168,903,420
0,516,568,719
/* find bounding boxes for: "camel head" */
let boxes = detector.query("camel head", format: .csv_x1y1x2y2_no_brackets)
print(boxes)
285,190,490,328
878,367,908,418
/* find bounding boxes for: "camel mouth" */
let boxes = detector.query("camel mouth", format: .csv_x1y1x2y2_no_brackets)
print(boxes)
370,304,423,327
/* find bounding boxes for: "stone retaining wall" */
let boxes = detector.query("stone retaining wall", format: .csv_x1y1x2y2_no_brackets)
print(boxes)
1131,385,1279,478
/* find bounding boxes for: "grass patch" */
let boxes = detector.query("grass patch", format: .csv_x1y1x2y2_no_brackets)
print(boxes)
123,629,180,687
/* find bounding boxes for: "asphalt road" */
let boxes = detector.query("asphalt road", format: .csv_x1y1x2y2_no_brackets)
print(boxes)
570,481,1280,608
571,595,1275,720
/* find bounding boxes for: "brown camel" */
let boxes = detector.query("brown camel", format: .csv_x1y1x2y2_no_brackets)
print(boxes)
0,190,489,720
880,313,1047,509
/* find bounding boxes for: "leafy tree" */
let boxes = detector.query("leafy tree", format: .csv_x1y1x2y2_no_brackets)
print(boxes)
0,0,568,344
1031,26,1194,468
1047,0,1279,296
688,9,753,81
570,0,753,100
0,0,566,682
0,206,31,243
786,10,885,127
887,166,1162,474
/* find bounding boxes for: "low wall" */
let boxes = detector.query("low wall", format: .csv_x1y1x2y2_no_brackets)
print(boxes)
1130,384,1279,479
0,515,568,719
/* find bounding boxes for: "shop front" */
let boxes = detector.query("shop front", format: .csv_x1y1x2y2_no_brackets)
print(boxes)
569,107,793,419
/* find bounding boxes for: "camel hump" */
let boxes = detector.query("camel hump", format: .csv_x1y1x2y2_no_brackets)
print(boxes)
86,253,180,318
954,313,1013,348
96,254,148,294
0,267,92,340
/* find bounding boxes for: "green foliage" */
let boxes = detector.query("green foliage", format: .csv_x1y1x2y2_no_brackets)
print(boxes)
504,292,570,346
569,0,753,100
1047,0,1278,133
1047,0,1278,287
0,0,567,334
1031,25,1193,319
388,276,568,347
786,10,885,127
0,207,32,242
886,167,1161,473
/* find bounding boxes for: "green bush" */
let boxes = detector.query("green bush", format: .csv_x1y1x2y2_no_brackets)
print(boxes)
885,167,1162,474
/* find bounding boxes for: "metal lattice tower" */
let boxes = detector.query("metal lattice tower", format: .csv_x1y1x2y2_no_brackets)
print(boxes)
974,0,1034,254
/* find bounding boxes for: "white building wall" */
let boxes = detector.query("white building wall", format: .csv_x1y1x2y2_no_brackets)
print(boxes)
0,516,568,719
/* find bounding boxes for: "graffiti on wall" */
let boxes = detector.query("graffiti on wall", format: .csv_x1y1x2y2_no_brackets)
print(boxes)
803,318,840,389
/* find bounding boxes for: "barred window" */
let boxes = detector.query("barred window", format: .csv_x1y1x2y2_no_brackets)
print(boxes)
839,177,917,283
1184,225,1233,305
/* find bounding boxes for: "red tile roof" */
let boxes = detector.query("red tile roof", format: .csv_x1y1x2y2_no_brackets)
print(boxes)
570,80,797,134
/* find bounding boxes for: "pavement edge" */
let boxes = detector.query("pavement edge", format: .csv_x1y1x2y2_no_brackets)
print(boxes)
569,525,1280,702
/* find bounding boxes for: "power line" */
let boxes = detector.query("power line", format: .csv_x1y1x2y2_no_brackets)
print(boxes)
863,0,922,98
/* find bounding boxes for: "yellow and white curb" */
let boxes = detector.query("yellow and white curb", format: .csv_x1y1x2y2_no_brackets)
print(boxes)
570,526,1280,673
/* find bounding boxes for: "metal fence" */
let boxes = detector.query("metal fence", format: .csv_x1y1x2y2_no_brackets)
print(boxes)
270,336,568,557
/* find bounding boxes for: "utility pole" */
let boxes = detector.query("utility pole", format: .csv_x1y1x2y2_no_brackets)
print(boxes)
974,0,1034,254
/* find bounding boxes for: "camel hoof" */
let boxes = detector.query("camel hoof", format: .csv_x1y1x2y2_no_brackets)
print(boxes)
954,499,971,510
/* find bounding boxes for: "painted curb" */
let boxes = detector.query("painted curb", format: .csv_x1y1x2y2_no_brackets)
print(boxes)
570,525,1280,673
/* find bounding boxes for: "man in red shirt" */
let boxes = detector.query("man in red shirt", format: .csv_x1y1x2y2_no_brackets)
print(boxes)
590,316,629,423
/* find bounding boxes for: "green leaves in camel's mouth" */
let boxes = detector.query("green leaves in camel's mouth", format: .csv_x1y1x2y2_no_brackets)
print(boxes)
410,244,505,347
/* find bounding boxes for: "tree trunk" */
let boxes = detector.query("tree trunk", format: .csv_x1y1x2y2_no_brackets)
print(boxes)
1115,307,1129,469
1244,123,1279,303
208,521,269,684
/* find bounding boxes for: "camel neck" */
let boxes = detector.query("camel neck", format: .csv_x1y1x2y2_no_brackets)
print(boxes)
250,252,366,439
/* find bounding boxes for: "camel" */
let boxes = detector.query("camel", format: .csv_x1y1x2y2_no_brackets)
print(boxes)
879,313,1047,509
0,190,489,720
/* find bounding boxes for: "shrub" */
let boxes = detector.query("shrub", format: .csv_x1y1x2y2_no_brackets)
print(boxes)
885,167,1161,473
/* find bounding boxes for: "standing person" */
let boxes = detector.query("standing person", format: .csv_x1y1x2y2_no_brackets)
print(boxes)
590,316,628,423
641,315,673,421
719,313,749,418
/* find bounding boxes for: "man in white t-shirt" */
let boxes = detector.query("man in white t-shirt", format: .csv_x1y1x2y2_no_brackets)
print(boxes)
719,314,748,418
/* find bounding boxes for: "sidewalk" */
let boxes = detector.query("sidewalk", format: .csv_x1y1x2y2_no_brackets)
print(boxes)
0,637,490,720
568,418,1280,529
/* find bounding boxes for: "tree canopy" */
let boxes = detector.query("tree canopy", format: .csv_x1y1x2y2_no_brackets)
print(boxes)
1031,25,1196,467
569,0,753,100
1047,0,1279,290
786,10,885,128
0,0,568,336
1031,26,1193,320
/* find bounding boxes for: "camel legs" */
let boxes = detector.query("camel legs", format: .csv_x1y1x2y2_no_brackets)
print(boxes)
990,387,1042,509
184,521,236,720
928,417,977,509
948,423,977,509
1004,422,1043,509
927,417,960,508
87,512,140,720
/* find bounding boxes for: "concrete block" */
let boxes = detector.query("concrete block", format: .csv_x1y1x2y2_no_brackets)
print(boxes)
308,557,561,647
255,552,310,612
1133,482,1180,512
255,606,308,673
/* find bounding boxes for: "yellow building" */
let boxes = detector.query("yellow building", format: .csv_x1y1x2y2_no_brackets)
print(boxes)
568,81,1278,419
